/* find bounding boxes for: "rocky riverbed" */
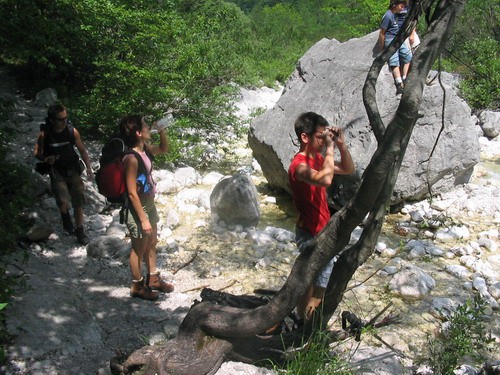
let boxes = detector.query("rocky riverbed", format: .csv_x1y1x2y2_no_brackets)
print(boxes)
1,66,499,374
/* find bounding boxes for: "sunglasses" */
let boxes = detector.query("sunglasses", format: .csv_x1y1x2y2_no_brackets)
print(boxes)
53,116,68,123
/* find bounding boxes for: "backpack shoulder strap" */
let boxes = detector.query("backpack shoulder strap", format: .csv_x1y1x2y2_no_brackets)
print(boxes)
67,124,75,145
123,149,147,175
39,123,49,152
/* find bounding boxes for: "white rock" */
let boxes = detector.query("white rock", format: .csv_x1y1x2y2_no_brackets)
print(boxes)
210,267,222,277
478,237,498,251
201,171,225,186
410,210,425,222
263,196,276,204
444,251,456,259
381,266,398,275
429,297,456,319
388,265,435,299
488,282,500,299
380,248,397,258
174,167,200,187
435,226,470,242
445,264,472,280
247,229,275,247
473,277,499,309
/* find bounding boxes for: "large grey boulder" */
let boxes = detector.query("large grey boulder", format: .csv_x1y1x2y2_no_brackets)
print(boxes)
249,31,480,206
210,174,260,227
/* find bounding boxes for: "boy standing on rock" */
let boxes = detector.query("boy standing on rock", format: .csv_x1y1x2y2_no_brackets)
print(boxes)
34,103,93,245
288,112,354,322
378,0,414,95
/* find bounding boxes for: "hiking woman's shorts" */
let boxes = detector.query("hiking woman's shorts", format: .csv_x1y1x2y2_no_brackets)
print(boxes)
125,195,159,239
385,38,413,67
50,168,85,209
295,226,335,289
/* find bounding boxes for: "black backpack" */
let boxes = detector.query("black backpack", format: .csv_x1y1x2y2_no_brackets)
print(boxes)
36,122,81,175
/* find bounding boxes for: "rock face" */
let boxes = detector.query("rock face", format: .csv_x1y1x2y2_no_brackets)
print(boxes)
248,31,480,205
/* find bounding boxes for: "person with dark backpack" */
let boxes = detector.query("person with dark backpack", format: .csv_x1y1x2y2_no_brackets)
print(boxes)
119,114,174,301
33,103,94,245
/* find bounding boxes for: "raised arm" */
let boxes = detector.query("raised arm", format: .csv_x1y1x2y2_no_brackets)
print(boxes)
333,127,355,175
294,130,336,187
146,125,169,156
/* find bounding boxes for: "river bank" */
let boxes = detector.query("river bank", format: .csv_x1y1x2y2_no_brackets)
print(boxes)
1,69,499,374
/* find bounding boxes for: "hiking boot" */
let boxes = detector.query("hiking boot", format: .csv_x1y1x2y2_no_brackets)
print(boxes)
75,226,89,245
130,278,159,301
395,82,404,95
147,272,174,293
61,212,74,234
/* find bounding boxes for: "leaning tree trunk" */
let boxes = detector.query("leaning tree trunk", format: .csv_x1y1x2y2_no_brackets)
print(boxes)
115,1,467,374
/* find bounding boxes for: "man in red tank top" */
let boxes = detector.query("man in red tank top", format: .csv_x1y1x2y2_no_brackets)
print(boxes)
288,112,354,322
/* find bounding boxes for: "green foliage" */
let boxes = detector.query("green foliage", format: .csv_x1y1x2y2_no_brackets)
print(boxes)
276,329,353,374
0,0,248,150
241,3,308,85
457,37,499,110
236,0,387,86
0,0,496,162
425,296,495,375
443,0,499,110
72,0,248,138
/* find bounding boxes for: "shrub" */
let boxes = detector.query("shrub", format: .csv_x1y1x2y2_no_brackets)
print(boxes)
426,296,495,375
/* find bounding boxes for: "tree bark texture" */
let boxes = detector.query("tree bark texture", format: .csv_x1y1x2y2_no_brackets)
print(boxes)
116,1,467,374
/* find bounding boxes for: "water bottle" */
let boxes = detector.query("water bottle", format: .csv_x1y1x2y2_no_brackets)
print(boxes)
151,113,175,133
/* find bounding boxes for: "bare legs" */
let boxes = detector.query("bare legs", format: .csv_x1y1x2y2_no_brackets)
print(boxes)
297,284,326,321
129,225,158,280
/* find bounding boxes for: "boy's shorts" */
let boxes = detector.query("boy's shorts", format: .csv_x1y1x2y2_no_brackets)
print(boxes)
295,226,335,289
125,195,159,239
385,38,413,67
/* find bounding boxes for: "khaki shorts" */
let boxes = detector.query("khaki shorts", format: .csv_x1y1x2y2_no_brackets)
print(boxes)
50,168,85,209
125,195,159,239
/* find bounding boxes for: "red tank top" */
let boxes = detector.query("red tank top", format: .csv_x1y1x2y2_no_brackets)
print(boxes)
288,153,330,235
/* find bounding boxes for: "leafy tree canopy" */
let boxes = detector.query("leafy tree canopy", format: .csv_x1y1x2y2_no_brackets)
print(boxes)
0,0,251,165
0,0,496,167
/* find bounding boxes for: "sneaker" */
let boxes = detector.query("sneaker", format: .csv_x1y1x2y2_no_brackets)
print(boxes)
395,83,404,95
75,226,89,245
